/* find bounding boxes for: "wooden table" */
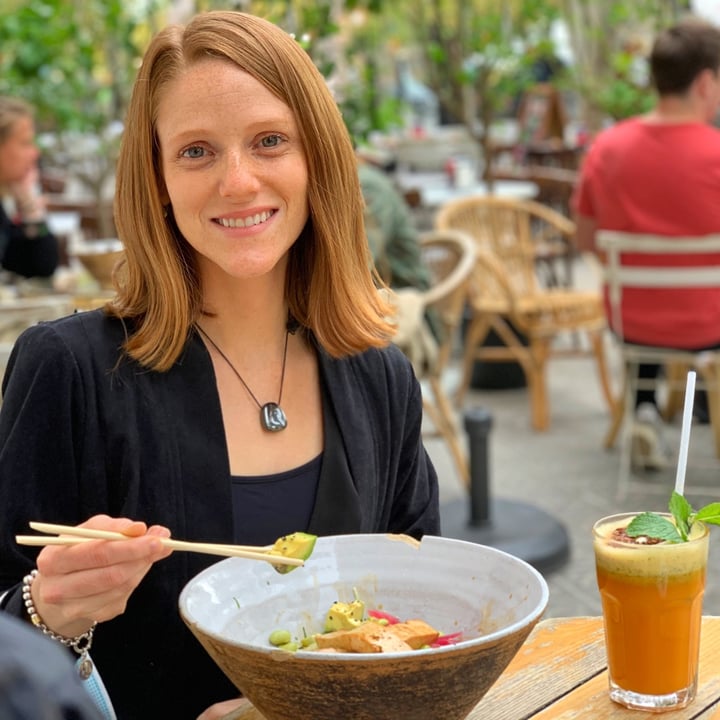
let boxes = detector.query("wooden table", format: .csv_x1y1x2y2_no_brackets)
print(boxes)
467,616,720,719
229,616,720,719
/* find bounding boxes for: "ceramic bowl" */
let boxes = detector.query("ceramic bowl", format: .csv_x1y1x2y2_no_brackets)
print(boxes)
179,534,548,720
75,239,123,290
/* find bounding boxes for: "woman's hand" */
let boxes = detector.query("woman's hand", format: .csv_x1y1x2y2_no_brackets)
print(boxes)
29,515,173,638
9,165,46,221
197,697,252,720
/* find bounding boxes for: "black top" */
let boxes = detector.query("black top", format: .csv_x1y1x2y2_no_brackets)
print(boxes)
231,453,322,545
0,204,59,278
0,310,439,719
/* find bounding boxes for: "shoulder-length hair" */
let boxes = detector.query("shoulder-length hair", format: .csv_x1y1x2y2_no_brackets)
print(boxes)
111,10,394,371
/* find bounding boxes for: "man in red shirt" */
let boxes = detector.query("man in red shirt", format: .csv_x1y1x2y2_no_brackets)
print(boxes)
574,17,720,469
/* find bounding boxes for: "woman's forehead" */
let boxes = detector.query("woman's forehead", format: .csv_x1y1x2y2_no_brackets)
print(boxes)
155,60,296,135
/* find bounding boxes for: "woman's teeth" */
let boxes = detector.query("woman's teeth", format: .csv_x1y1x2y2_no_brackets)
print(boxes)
218,210,274,228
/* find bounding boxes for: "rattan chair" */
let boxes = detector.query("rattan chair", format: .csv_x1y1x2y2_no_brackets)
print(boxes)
435,195,614,431
386,229,476,486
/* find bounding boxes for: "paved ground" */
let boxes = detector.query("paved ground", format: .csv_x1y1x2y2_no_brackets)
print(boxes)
423,257,720,620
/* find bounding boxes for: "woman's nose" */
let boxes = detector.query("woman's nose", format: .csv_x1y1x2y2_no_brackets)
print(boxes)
219,154,260,197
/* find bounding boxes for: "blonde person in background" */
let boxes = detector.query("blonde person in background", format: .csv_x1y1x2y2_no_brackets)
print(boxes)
0,96,58,279
0,11,439,720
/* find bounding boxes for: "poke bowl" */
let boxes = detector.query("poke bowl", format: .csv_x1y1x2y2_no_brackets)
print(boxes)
179,533,549,720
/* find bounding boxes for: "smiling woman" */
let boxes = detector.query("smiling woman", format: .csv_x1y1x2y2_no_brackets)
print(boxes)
0,10,440,720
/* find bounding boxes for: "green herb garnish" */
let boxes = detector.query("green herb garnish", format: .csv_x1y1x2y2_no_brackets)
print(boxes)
626,492,720,543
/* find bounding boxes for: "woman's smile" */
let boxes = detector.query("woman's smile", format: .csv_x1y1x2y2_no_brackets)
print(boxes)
215,209,276,229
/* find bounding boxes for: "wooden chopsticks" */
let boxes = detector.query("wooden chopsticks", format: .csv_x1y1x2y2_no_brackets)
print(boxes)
15,522,303,568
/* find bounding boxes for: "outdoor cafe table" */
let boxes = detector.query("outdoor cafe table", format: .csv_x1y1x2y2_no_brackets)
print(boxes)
230,616,720,719
393,169,539,208
468,616,720,719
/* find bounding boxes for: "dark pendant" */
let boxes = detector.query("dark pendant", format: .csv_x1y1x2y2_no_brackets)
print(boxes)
261,402,287,432
77,656,94,680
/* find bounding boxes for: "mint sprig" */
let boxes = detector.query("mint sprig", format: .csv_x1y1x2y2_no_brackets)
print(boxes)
626,491,720,543
625,512,683,543
669,492,693,540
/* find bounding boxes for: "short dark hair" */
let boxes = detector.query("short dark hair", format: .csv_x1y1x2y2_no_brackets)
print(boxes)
650,17,720,95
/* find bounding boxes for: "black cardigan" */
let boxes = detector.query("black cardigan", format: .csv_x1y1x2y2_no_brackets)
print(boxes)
0,204,59,278
0,310,439,719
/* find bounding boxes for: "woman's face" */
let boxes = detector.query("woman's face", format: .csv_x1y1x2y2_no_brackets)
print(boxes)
156,58,309,286
0,115,39,185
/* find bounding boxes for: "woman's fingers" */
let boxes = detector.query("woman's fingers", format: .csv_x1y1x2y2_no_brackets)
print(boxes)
36,515,173,574
32,557,149,626
37,533,168,575
78,514,149,536
196,697,250,720
28,515,174,635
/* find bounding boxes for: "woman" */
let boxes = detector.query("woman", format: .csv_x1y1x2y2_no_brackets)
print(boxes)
0,11,439,720
0,96,59,278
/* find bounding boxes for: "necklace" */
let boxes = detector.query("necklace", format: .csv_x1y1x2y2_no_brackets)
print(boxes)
196,324,290,433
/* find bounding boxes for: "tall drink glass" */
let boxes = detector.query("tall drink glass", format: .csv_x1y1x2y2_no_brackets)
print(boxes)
593,512,709,712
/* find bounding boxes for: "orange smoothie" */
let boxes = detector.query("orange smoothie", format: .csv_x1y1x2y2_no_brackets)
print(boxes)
593,514,708,699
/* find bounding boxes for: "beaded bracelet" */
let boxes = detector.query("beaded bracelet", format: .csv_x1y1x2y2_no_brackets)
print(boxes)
22,569,98,679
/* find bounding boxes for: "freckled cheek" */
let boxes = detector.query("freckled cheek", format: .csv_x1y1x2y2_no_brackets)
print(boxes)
165,179,210,219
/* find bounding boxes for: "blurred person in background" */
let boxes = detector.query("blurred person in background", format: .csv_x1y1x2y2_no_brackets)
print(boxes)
0,96,59,279
573,16,720,469
358,156,431,292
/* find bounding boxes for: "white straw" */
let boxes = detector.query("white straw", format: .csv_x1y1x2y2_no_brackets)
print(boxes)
674,370,696,496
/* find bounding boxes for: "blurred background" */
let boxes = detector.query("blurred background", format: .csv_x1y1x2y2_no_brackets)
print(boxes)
0,0,710,234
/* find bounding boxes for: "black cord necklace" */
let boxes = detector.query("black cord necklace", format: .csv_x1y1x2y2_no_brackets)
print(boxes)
196,324,290,432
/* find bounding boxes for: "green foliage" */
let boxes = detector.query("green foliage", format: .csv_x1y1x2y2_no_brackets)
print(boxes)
414,0,561,133
596,79,653,121
561,0,692,125
284,1,406,143
0,0,154,135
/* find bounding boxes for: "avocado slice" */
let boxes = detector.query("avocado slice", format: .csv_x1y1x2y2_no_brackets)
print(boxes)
268,531,317,574
323,588,365,631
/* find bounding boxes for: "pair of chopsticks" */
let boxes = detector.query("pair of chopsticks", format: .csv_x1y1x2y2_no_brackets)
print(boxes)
16,522,304,569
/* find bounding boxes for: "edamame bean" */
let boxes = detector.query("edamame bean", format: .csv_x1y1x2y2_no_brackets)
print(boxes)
269,629,292,646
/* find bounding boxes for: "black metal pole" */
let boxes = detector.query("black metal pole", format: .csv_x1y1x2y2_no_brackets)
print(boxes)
463,407,493,526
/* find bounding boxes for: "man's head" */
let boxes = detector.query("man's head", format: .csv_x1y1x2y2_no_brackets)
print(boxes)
650,17,720,122
651,18,720,93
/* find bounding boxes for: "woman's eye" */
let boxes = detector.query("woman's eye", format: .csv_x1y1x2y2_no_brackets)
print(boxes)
181,146,206,159
260,134,283,149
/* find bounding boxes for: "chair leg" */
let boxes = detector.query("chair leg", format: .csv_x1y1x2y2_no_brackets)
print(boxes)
604,374,626,450
663,361,689,422
589,330,617,413
616,360,640,502
527,339,551,431
454,313,490,407
427,378,469,488
698,362,720,458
